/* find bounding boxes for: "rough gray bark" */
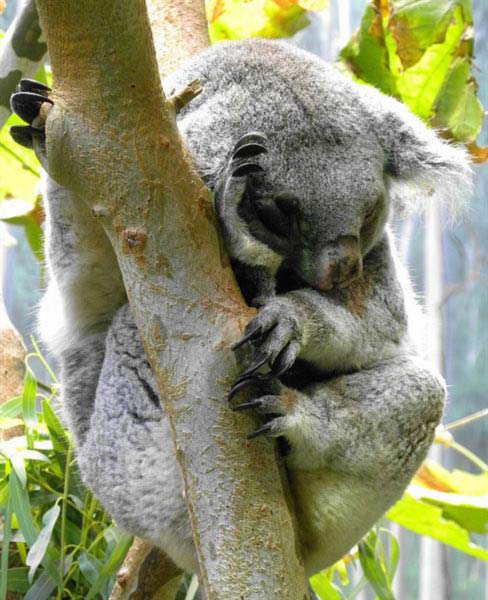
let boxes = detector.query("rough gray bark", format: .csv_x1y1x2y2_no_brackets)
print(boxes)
35,1,307,597
0,0,47,127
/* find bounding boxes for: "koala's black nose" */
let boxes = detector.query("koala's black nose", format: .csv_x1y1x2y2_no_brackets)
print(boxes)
317,236,362,291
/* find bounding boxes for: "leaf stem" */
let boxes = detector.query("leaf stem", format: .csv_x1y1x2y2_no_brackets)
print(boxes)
444,408,488,432
449,440,488,472
57,445,72,599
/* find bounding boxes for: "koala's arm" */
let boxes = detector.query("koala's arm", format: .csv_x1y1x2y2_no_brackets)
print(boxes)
11,83,126,443
234,233,407,380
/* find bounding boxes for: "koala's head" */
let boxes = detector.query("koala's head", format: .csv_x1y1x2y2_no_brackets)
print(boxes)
219,99,471,293
172,39,472,293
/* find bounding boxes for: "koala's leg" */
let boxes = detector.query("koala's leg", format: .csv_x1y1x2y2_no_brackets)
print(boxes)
78,305,198,575
11,81,126,443
234,356,444,474
234,357,444,574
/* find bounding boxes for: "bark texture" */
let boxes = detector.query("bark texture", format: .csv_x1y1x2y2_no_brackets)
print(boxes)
35,1,307,597
0,0,47,127
146,0,210,79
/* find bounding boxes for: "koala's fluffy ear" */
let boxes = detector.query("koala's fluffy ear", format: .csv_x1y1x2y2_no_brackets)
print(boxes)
369,92,473,217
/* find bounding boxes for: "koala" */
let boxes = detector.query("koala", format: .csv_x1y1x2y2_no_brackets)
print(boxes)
10,39,471,577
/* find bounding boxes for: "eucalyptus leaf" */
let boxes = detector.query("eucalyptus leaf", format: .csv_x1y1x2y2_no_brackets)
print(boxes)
387,494,488,560
26,503,60,582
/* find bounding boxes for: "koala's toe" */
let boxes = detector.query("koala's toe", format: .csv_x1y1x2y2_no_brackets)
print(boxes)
10,91,53,125
232,131,268,159
247,415,288,440
9,125,44,150
17,78,51,96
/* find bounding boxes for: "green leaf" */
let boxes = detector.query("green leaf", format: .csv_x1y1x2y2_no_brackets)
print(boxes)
5,567,30,594
0,395,22,418
433,58,484,141
387,493,488,560
0,493,13,599
339,4,399,96
26,503,60,582
78,551,103,588
395,8,465,120
207,0,311,42
9,470,37,545
0,416,23,430
358,531,395,600
408,484,488,534
415,460,488,495
41,399,70,455
22,369,38,428
24,570,58,600
0,113,39,203
309,571,343,599
388,0,461,69
10,453,27,488
85,532,132,600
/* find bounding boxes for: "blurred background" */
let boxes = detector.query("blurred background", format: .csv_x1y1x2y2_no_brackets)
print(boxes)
0,1,486,598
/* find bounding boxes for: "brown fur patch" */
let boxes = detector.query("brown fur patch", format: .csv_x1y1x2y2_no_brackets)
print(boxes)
338,270,374,317
280,388,300,412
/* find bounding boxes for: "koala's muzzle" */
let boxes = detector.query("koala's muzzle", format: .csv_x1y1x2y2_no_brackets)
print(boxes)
317,236,362,291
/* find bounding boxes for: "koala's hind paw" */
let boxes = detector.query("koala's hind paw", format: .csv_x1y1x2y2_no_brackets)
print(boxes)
10,80,52,152
233,383,305,441
229,298,304,398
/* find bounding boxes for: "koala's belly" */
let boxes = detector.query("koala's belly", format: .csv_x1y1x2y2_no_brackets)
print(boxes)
288,468,402,574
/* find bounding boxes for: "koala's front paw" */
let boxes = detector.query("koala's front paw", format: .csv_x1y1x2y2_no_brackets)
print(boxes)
9,79,52,160
229,297,305,398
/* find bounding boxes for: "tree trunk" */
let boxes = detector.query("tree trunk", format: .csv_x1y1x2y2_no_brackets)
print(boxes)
35,1,307,597
0,0,47,128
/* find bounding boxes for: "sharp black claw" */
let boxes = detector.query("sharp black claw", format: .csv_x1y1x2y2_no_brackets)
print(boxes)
17,79,51,95
247,423,273,440
270,342,300,379
10,91,53,125
232,162,264,178
228,373,268,400
232,399,263,412
233,142,268,159
9,125,43,149
235,354,268,382
233,131,268,155
231,323,262,351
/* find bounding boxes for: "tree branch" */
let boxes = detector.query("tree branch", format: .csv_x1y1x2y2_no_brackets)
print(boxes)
110,539,182,600
146,0,210,78
35,1,307,597
0,0,47,128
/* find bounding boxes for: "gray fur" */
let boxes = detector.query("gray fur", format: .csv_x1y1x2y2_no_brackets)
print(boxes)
32,40,471,575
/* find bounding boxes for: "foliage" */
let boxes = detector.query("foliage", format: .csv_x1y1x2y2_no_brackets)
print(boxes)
0,65,50,259
339,0,486,161
206,0,328,41
0,346,132,599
